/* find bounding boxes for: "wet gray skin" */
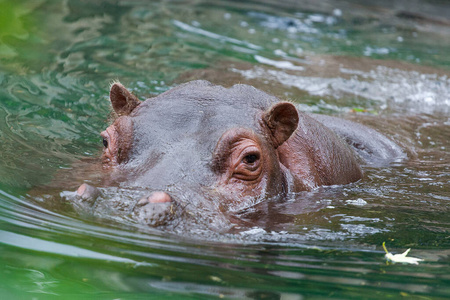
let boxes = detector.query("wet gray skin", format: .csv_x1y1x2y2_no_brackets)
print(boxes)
76,80,404,232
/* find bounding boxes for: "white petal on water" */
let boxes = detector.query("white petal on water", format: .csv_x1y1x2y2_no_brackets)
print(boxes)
383,244,424,265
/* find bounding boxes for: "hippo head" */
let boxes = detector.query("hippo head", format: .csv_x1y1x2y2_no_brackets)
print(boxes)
81,80,301,230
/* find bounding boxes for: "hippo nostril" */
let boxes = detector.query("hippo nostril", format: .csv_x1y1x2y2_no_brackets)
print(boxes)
76,184,87,196
137,191,172,206
133,191,177,227
76,183,100,201
147,191,172,203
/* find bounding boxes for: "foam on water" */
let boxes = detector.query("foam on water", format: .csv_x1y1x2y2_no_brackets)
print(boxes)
233,64,450,114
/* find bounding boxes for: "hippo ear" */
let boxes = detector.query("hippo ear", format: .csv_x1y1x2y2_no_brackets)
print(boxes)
110,82,141,116
263,102,299,148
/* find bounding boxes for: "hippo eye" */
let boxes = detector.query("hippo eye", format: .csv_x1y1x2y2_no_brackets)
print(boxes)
102,137,108,148
232,148,262,181
243,154,259,164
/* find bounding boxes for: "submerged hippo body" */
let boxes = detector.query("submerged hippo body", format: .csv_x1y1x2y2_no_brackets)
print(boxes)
77,80,403,231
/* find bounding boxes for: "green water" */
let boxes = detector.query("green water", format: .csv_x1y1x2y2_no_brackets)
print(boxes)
1,0,449,299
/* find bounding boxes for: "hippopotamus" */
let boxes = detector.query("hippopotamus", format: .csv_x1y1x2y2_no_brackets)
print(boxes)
75,80,403,231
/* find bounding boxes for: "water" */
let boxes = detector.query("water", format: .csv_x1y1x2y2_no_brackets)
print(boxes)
1,0,449,298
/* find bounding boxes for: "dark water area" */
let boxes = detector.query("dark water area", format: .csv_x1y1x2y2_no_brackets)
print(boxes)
0,0,449,299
